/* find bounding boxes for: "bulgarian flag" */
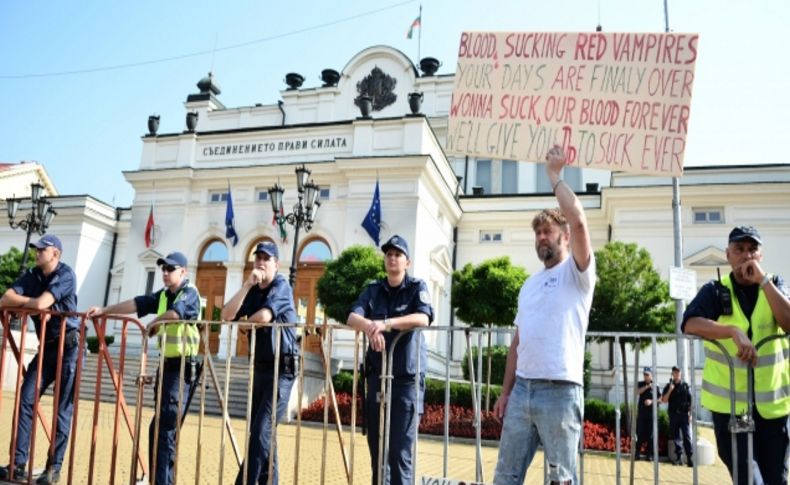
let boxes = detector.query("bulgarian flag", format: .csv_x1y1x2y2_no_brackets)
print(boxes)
406,14,421,39
144,205,155,248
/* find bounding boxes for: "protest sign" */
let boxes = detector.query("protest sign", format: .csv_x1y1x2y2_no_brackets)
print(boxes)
447,32,698,176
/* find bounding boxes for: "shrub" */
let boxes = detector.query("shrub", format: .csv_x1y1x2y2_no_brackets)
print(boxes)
332,370,502,409
86,334,115,353
461,345,508,384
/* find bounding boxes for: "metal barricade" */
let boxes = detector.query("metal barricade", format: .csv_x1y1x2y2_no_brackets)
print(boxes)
2,312,785,485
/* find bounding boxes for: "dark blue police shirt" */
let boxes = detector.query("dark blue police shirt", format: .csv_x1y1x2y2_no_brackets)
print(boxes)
133,279,200,321
682,273,787,333
234,273,298,363
350,274,434,377
11,261,79,340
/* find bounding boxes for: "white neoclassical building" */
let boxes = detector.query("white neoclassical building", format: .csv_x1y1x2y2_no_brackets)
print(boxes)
2,46,789,398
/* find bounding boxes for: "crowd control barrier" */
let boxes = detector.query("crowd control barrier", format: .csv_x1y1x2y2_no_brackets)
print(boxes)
1,309,785,485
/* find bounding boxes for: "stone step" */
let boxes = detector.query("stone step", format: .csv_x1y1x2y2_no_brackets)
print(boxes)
75,352,257,418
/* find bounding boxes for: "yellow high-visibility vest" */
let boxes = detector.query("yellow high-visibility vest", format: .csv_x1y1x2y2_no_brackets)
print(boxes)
701,274,790,418
156,286,200,358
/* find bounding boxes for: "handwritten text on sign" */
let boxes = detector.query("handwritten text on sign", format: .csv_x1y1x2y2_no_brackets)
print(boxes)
446,32,698,176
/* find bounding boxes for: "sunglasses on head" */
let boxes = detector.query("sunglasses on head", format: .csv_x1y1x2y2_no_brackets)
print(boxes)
161,264,181,273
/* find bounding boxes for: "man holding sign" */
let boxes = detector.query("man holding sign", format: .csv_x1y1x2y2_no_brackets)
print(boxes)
493,145,595,485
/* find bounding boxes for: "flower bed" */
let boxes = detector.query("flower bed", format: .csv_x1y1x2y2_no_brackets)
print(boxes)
300,392,666,454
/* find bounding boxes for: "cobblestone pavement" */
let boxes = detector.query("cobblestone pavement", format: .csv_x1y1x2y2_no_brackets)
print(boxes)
0,393,732,484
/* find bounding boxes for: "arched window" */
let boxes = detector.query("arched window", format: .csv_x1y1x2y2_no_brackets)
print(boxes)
298,239,332,263
200,239,228,263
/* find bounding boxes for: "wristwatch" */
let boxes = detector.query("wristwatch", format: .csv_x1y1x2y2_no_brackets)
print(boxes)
384,318,392,332
760,274,771,288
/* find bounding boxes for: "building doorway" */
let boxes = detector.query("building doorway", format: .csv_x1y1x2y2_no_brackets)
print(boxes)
293,238,332,331
195,239,228,355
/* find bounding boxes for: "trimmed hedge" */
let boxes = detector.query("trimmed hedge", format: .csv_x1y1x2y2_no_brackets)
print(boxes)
461,345,508,384
584,397,669,435
86,334,115,353
332,370,502,409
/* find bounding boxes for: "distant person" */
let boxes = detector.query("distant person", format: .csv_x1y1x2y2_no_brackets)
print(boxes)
660,365,693,467
0,235,80,485
492,145,596,485
635,368,659,461
87,251,201,485
346,234,434,485
221,241,298,485
684,225,789,485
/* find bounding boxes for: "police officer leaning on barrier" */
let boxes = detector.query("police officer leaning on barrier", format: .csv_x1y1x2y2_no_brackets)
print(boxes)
87,251,201,485
346,234,434,485
220,241,298,485
683,225,790,485
0,235,80,485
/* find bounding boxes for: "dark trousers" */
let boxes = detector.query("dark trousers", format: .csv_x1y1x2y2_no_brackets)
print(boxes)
712,411,789,485
13,339,79,472
235,369,294,485
365,373,423,485
148,362,197,485
668,412,693,460
635,413,654,457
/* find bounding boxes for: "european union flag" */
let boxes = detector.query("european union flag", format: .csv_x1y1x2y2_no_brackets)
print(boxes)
225,183,239,247
361,180,381,245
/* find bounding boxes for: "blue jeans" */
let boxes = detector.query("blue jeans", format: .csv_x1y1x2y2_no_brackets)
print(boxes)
13,337,79,472
494,378,583,485
148,360,198,485
235,368,295,485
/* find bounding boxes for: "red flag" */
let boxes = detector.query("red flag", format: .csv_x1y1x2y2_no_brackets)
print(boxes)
144,205,155,248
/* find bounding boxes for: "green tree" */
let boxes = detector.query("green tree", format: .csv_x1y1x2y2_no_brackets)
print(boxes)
588,241,674,430
451,256,528,409
316,245,385,323
0,246,35,294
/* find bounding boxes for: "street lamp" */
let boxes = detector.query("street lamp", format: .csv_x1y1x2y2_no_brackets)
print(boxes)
268,165,321,287
6,182,57,273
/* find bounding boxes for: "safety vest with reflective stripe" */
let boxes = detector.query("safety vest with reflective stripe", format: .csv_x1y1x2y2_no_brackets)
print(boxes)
701,274,790,418
156,286,200,358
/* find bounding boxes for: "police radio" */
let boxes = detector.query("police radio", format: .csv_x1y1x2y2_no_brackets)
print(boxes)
715,267,733,315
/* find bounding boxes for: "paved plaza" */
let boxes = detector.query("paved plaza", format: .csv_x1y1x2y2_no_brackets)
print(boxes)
0,393,732,484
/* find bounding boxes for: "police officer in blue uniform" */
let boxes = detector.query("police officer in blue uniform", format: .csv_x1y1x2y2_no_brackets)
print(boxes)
221,241,298,485
0,235,80,485
87,251,201,485
347,235,434,485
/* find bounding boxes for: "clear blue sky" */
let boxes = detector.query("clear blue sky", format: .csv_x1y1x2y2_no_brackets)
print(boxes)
1,1,786,207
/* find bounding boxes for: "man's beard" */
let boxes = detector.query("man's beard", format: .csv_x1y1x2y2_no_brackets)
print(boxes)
536,234,563,262
537,245,555,262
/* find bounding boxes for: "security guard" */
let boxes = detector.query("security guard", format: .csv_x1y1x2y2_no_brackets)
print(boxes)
87,251,201,485
0,235,80,485
684,226,790,485
221,241,297,485
347,235,434,485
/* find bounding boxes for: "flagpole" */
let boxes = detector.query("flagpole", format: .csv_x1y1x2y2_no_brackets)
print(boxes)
417,4,422,62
